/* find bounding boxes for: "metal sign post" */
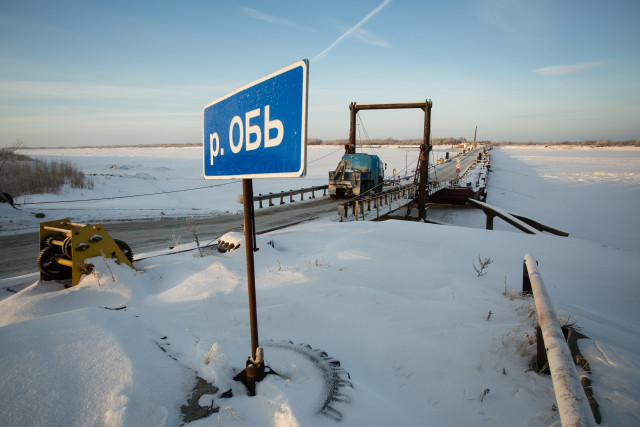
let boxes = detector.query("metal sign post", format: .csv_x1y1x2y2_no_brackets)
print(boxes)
202,59,308,396
242,179,259,356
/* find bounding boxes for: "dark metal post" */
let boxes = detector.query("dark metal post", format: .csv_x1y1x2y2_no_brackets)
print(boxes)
347,102,357,154
242,179,259,359
417,145,428,220
535,325,548,373
486,213,494,230
417,100,432,221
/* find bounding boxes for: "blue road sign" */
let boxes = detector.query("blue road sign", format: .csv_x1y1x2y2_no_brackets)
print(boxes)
456,167,461,174
203,60,309,179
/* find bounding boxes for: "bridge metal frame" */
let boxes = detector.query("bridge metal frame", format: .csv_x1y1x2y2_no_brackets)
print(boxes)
347,101,433,220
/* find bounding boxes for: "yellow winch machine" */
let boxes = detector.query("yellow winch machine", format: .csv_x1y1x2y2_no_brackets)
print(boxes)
37,219,135,286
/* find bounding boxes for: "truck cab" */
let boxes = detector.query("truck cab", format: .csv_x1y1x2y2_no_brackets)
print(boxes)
328,153,384,197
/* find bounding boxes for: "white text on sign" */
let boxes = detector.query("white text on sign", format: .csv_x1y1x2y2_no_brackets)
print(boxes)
209,105,283,166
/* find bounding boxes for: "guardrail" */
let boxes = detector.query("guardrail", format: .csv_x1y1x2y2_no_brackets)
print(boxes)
522,254,597,427
337,165,477,222
426,151,485,194
338,183,416,221
438,155,487,189
253,185,329,208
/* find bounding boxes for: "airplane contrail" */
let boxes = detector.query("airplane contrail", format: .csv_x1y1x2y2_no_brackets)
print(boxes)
313,0,392,62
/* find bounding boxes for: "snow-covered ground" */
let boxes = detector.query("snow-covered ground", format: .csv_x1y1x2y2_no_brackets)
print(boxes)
0,146,639,426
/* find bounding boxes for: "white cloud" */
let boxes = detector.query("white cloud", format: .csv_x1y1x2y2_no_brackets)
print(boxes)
0,80,168,100
243,7,295,27
350,28,391,48
0,80,229,104
534,61,606,76
476,0,550,41
313,0,392,62
242,7,315,32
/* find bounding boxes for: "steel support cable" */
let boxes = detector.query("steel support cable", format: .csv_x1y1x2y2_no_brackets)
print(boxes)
430,158,440,184
341,180,381,208
18,180,239,206
344,178,411,214
134,225,244,262
401,156,418,176
356,114,377,157
135,212,322,262
307,147,344,164
21,148,344,206
484,184,535,198
20,149,343,207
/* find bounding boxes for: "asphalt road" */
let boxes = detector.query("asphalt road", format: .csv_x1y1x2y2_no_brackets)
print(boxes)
430,147,481,182
0,197,343,280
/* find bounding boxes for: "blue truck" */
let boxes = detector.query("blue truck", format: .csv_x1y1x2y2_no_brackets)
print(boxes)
328,153,384,197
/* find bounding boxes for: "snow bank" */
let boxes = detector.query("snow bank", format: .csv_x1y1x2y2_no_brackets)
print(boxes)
1,218,638,425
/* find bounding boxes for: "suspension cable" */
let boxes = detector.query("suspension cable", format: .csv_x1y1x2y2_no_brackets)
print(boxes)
307,146,344,164
18,180,239,206
356,114,377,157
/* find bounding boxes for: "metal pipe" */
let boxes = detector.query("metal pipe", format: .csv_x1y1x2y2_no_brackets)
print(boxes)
524,254,596,427
43,226,72,235
55,257,73,268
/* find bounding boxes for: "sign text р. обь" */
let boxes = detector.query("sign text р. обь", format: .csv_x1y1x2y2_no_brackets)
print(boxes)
203,59,309,179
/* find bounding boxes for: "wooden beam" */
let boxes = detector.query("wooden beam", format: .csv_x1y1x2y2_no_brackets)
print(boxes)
512,214,570,237
467,199,540,235
468,199,568,236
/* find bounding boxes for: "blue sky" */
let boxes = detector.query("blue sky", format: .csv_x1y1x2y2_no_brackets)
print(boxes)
1,0,638,147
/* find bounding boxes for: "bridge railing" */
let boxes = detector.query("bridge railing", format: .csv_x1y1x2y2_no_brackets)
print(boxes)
338,175,471,222
253,185,329,208
338,183,417,221
432,150,483,189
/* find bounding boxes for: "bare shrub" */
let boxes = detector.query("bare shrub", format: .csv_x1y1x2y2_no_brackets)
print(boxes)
473,254,494,277
0,140,28,173
186,216,204,257
0,145,94,197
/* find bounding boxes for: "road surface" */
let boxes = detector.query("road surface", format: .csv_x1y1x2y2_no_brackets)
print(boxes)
430,148,480,182
0,197,342,280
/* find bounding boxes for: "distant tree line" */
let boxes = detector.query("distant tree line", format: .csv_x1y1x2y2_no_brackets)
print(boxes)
493,139,640,147
18,138,640,151
310,138,640,147
308,137,476,146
